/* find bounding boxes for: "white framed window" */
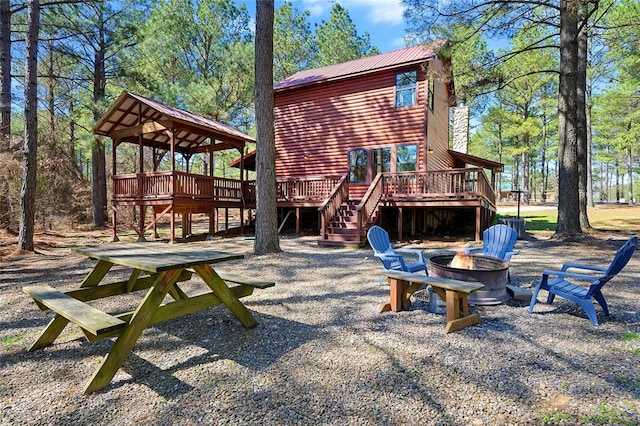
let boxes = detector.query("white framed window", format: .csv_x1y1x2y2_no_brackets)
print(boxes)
395,71,417,108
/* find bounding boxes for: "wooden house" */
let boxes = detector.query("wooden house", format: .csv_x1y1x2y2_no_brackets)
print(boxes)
270,40,503,246
95,40,501,246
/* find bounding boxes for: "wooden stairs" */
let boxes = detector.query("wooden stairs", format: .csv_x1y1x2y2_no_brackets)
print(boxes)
318,201,371,248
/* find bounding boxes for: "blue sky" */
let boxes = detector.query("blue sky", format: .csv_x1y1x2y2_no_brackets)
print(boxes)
239,0,409,54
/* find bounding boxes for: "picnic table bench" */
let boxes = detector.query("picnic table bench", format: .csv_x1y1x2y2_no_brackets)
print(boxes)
23,242,274,394
381,270,484,333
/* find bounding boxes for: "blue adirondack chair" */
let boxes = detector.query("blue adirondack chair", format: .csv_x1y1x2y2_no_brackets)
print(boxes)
367,225,426,284
528,236,637,326
465,224,519,261
465,224,519,282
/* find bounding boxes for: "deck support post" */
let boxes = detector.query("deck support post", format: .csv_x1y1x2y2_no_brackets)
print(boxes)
170,209,175,244
225,208,229,231
111,206,119,242
475,206,481,241
208,207,214,239
398,207,403,242
181,214,188,239
240,208,244,234
153,211,159,239
295,207,300,235
137,206,146,242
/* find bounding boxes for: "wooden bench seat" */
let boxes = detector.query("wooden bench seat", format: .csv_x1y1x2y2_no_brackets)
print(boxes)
186,269,275,290
381,270,485,333
217,273,275,290
23,285,126,337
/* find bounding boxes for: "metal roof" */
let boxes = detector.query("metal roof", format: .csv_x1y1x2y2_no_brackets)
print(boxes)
449,150,504,172
92,92,255,154
274,39,448,92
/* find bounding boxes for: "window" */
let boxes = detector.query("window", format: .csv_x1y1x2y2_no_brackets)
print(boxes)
397,145,417,172
371,147,391,177
427,75,434,111
395,71,417,108
349,149,367,183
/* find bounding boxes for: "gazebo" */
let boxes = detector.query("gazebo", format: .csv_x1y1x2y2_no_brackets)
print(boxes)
93,92,255,243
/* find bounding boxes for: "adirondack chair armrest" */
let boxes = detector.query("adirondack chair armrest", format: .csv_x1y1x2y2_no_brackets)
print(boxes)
375,253,407,269
560,262,608,273
542,269,604,281
463,247,483,255
395,248,426,264
503,250,519,262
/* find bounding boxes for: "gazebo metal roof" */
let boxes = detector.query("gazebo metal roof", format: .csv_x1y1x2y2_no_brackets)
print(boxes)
92,91,255,154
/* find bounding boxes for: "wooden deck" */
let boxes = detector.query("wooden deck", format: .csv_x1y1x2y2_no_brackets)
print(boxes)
111,168,497,243
113,169,493,206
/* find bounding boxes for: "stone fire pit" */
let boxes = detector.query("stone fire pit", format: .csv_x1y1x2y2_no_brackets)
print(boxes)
428,254,510,305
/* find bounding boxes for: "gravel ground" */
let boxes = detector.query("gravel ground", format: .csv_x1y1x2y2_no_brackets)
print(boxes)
1,232,639,425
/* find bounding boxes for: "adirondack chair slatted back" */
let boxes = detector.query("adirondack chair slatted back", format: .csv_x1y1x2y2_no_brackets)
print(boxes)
604,236,637,277
366,226,426,274
482,224,518,260
367,226,402,270
587,236,637,294
368,225,394,256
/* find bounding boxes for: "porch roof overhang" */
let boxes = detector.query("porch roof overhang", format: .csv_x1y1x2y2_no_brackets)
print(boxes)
448,150,504,173
229,149,256,170
92,91,255,155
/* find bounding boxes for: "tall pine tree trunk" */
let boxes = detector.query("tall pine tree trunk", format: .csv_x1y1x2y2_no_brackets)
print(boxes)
0,0,10,228
254,0,280,254
0,0,10,140
18,0,39,251
92,43,108,227
576,1,591,231
556,0,582,236
628,141,634,205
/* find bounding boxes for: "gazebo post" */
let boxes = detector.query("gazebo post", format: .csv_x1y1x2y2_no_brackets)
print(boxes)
152,146,159,239
170,128,176,243
136,131,146,242
239,145,245,235
111,138,119,242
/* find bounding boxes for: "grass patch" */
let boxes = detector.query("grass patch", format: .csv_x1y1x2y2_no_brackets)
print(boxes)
540,410,573,423
540,403,638,425
1,334,23,348
498,204,640,235
622,331,639,342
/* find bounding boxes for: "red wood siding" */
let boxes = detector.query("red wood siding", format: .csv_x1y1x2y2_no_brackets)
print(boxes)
425,58,454,171
274,57,454,200
275,66,428,176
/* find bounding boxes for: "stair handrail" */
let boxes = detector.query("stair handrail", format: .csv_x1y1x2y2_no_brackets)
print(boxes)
318,174,349,239
356,172,384,236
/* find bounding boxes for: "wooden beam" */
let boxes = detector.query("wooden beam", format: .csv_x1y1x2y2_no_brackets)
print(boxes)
110,120,169,139
191,141,241,154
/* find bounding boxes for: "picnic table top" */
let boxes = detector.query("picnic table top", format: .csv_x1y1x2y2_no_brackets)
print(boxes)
72,242,244,273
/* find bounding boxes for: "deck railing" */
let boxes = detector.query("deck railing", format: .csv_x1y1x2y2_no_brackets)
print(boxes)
277,175,342,201
356,172,384,234
112,171,254,203
113,169,495,210
318,175,349,239
382,168,495,205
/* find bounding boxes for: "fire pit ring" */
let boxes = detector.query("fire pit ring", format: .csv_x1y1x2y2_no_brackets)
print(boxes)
428,254,510,305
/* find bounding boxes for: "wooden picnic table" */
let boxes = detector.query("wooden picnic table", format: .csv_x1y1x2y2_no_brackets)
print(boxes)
23,242,274,394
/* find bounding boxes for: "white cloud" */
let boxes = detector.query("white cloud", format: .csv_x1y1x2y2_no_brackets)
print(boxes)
300,0,405,26
341,0,405,26
301,0,332,17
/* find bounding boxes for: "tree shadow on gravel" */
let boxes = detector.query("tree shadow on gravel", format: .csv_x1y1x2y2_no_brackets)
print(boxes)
104,311,319,398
